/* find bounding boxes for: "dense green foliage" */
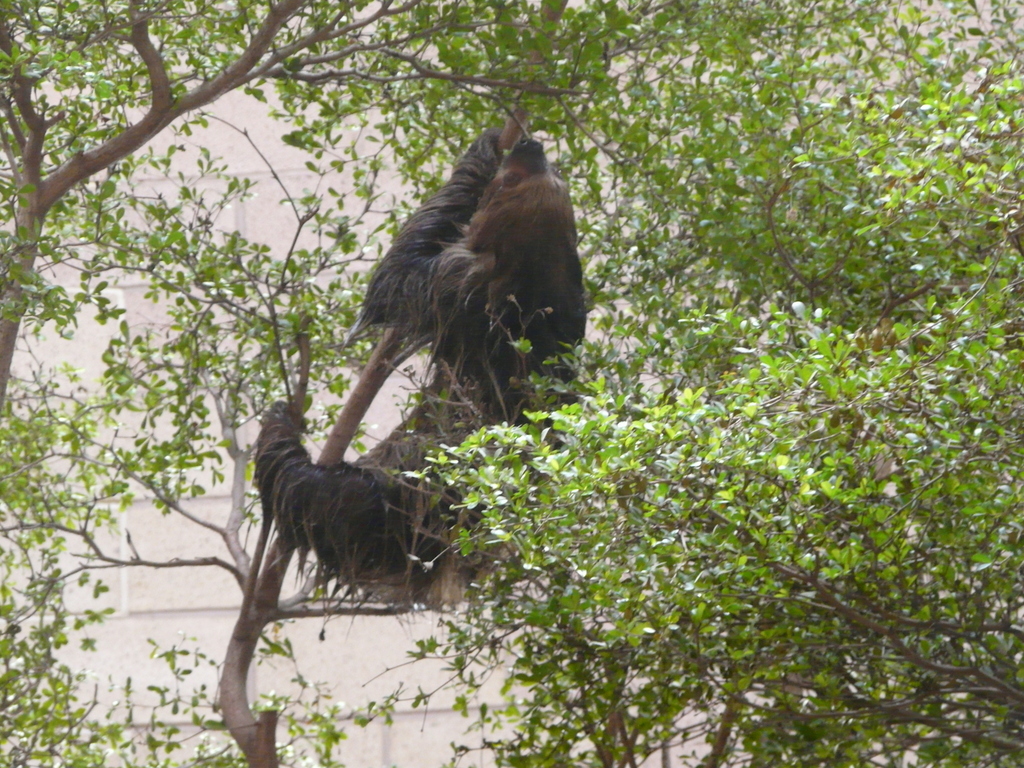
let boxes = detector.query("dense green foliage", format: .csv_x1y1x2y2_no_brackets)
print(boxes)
3,0,1024,765
441,300,1024,766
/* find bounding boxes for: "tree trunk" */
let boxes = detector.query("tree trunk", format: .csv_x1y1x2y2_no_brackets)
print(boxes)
220,535,292,766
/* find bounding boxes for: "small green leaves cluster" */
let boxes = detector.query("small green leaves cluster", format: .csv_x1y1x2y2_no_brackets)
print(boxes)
435,288,1024,766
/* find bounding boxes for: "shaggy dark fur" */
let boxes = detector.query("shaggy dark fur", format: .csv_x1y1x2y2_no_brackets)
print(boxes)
255,130,585,605
349,128,506,353
256,401,458,599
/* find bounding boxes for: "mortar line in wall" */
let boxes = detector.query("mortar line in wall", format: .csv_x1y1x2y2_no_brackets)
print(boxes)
108,607,245,620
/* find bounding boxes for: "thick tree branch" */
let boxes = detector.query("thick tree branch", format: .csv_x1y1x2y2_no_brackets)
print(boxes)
129,13,172,113
499,107,528,149
0,226,40,412
0,21,50,410
38,0,306,213
220,532,290,763
0,18,46,189
700,701,739,768
317,327,404,466
253,710,279,768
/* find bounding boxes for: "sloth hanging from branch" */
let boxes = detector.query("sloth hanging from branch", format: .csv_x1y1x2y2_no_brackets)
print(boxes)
254,116,586,607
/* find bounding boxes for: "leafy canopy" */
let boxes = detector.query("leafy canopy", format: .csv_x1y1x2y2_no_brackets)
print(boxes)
3,0,1024,766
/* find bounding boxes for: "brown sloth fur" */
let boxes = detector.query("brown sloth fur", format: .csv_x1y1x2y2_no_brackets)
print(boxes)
255,129,585,606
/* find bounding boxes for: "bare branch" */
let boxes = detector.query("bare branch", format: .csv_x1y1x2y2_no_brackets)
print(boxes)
317,327,404,466
128,11,172,113
212,390,254,576
86,554,241,575
18,517,243,582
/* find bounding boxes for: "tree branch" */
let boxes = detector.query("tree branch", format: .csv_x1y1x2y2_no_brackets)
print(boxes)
0,94,27,164
0,17,46,188
700,700,739,768
37,0,307,214
128,12,172,113
0,1,314,410
86,554,241,575
773,563,1024,706
317,326,404,466
379,49,579,95
213,391,254,577
252,0,428,78
271,603,411,620
220,530,289,763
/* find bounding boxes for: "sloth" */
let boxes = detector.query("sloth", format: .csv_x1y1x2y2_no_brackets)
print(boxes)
255,128,585,605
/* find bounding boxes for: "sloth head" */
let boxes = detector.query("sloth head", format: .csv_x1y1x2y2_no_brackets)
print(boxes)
465,139,578,312
469,140,573,245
